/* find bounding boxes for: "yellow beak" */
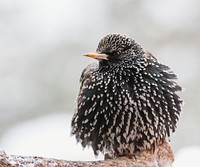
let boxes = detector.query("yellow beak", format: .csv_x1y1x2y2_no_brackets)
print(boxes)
84,53,108,60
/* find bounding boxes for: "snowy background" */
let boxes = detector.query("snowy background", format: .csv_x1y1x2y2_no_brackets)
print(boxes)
0,0,200,166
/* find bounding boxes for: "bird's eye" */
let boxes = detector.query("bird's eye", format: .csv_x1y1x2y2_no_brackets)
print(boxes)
123,44,132,52
104,50,118,57
111,51,118,56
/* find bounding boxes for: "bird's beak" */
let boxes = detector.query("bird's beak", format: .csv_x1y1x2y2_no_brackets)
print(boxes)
84,53,108,60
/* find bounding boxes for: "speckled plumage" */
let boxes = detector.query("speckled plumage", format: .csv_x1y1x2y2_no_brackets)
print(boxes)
71,34,183,158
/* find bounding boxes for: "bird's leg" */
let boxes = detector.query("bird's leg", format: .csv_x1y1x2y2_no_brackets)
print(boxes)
104,150,115,160
104,153,114,160
114,148,137,160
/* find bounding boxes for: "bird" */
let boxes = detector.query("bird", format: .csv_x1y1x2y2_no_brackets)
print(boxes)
71,34,183,159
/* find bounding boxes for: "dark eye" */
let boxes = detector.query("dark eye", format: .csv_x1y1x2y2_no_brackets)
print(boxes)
105,51,122,63
108,51,118,57
103,50,118,57
123,44,132,52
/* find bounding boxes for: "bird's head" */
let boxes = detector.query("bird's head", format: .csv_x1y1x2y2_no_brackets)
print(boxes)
84,34,144,64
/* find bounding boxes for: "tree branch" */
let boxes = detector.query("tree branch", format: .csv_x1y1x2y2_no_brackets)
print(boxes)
0,141,174,167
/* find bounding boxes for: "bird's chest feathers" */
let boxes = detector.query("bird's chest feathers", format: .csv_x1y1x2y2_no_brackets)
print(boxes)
84,66,140,110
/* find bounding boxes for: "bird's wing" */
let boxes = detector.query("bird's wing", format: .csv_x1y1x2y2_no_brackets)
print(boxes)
71,61,106,155
143,51,182,133
77,62,99,103
79,62,98,84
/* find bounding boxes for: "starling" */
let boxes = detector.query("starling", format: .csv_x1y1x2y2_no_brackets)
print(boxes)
71,34,183,158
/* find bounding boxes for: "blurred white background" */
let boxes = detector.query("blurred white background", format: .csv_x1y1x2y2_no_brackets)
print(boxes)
0,0,199,166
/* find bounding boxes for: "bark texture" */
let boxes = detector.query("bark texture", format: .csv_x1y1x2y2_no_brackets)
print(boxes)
0,141,174,167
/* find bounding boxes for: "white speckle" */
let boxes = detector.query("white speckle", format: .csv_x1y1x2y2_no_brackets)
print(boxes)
100,100,103,106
